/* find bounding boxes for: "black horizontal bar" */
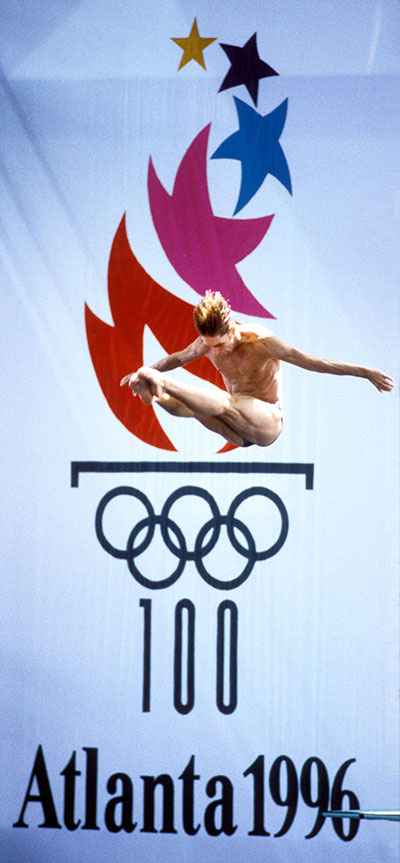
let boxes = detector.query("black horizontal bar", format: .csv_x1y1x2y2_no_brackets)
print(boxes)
71,461,314,489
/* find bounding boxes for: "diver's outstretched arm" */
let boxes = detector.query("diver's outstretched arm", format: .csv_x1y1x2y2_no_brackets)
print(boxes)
263,334,394,393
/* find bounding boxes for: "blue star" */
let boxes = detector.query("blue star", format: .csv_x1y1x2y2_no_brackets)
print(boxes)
211,97,292,215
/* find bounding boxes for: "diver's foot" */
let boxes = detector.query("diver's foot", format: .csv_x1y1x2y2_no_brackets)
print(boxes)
134,379,154,404
137,367,164,399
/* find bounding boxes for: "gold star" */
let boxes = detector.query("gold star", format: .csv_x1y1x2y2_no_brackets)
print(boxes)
171,18,217,71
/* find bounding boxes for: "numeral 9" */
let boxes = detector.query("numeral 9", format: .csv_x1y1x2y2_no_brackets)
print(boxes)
300,757,330,838
269,756,298,837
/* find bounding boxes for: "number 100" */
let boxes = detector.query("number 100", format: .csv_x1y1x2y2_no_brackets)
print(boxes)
139,598,238,714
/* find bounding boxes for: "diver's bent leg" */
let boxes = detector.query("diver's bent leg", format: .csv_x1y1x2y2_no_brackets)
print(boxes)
155,394,194,418
137,367,282,446
156,394,244,444
157,377,282,446
226,396,283,446
193,414,245,446
137,367,230,415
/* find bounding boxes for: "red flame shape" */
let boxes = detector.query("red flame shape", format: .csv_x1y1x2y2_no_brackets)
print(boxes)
86,215,236,452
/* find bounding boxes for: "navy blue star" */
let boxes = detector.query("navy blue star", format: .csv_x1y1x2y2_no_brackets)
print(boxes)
219,33,278,106
211,97,292,215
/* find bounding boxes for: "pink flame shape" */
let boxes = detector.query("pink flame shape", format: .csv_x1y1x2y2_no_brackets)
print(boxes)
148,125,275,318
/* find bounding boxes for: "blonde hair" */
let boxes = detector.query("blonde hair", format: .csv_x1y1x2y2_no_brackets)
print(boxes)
193,291,232,336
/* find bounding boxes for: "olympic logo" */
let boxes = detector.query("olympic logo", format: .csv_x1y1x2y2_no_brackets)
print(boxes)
95,485,289,590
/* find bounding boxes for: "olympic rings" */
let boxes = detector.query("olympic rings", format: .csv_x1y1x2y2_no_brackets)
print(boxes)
95,484,289,590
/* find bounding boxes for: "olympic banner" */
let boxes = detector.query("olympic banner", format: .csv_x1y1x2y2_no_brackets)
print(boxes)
1,2,398,861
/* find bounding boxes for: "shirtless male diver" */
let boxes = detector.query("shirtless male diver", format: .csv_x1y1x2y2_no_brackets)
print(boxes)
120,291,394,448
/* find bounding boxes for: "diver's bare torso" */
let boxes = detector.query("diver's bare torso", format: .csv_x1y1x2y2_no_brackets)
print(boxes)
203,324,282,406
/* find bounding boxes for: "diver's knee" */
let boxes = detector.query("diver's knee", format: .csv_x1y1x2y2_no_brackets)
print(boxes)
258,425,282,446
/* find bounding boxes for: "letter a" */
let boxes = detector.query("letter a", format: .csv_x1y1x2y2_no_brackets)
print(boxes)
204,775,237,836
13,746,61,829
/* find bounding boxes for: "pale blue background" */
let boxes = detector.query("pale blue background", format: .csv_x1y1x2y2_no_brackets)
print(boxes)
1,1,398,860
